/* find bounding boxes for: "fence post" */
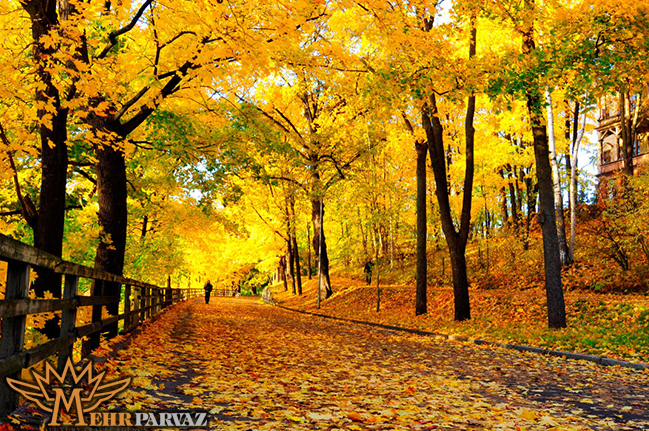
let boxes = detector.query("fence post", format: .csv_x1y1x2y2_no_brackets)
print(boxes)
141,286,147,321
166,277,171,308
0,261,30,417
147,287,152,319
124,283,131,331
89,280,104,352
154,289,160,315
57,274,79,372
133,286,140,329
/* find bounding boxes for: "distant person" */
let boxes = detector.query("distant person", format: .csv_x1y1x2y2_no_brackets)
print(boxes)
364,260,374,285
204,280,213,304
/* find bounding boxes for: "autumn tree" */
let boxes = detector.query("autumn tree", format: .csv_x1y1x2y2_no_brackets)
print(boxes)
486,0,566,328
217,69,371,300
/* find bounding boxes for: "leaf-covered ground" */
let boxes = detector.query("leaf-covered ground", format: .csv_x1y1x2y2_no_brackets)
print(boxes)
8,297,649,430
272,276,649,364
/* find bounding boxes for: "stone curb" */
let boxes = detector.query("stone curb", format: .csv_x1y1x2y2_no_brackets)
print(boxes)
271,303,649,371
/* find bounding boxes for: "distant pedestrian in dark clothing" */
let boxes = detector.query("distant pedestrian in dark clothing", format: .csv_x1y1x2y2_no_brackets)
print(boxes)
204,280,213,304
364,261,374,285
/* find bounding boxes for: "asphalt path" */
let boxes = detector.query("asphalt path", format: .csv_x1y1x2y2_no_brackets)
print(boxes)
132,297,649,430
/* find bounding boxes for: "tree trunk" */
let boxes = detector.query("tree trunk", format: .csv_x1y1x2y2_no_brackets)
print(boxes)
306,222,312,279
522,5,566,328
420,19,476,322
279,255,288,291
94,142,128,337
289,194,302,295
287,236,296,295
569,103,585,261
508,169,520,232
141,215,148,239
523,172,537,251
499,170,509,229
620,90,634,178
20,0,72,340
311,198,332,299
357,207,368,256
415,140,428,315
449,241,470,319
388,194,395,269
546,90,571,266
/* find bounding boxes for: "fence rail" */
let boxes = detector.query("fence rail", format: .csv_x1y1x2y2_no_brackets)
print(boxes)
0,233,202,417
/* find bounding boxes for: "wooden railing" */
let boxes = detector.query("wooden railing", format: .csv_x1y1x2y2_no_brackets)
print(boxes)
0,233,201,417
211,289,236,297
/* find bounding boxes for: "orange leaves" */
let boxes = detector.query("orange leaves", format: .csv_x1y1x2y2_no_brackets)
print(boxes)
7,297,647,429
274,274,649,363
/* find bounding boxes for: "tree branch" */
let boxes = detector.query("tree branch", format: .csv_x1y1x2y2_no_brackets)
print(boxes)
72,167,97,184
97,0,155,59
0,122,38,228
250,202,287,241
113,85,150,122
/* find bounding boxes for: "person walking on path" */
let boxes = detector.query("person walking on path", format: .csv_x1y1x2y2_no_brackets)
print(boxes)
204,280,213,304
364,260,374,285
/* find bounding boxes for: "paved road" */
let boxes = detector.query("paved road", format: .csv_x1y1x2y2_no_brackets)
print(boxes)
118,297,649,430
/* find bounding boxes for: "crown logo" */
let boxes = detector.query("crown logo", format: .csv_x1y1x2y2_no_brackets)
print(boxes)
6,357,130,426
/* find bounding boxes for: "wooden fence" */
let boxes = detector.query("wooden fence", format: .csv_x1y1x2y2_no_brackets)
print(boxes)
0,233,203,417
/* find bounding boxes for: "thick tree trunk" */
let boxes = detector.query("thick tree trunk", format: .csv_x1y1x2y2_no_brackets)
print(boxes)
527,110,567,328
522,7,566,328
449,241,470,320
420,21,476,322
20,0,72,340
311,198,332,299
423,95,473,322
546,90,571,266
94,143,128,337
415,141,428,316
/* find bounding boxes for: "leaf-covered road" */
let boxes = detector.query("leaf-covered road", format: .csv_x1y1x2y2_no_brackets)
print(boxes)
106,298,649,430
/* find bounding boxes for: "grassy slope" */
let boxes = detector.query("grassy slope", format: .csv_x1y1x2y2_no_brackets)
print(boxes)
270,276,649,364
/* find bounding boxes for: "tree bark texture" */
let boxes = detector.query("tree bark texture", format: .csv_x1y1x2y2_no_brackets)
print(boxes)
20,0,73,339
522,3,567,328
94,142,128,337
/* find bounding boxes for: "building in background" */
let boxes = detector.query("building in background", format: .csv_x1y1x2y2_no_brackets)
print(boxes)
597,89,649,195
